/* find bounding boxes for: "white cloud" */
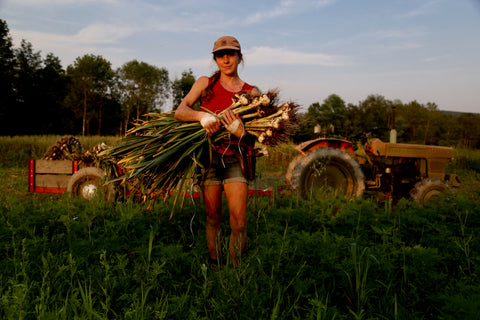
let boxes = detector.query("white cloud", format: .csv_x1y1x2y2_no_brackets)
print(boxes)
11,23,136,47
9,24,136,67
399,0,442,18
243,0,336,25
423,54,449,63
246,46,352,67
75,24,137,44
170,46,352,72
244,0,298,24
4,0,117,5
315,0,337,7
11,29,68,48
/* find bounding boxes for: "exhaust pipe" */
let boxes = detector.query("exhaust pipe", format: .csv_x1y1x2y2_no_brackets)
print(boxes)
390,106,397,143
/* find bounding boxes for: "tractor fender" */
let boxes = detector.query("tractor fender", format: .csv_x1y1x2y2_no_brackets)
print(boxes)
296,137,356,158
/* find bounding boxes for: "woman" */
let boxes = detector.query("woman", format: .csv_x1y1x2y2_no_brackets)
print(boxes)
175,36,259,265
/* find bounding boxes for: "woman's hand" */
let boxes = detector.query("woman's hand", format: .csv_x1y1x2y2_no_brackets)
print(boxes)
221,109,246,138
200,112,220,135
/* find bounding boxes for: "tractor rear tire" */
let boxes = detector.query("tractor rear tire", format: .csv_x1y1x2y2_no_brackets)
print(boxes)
290,148,365,200
410,178,448,205
285,154,304,186
67,167,115,201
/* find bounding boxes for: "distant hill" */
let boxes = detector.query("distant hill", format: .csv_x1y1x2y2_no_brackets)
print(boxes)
441,110,480,117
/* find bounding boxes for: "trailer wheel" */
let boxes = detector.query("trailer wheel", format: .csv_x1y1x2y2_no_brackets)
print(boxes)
410,178,448,205
67,167,114,201
290,148,365,200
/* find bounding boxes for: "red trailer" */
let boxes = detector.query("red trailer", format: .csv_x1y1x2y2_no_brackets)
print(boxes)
28,159,112,199
28,159,273,200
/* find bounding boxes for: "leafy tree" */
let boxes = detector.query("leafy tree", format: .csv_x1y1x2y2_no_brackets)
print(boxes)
65,54,115,135
117,60,170,132
318,94,347,136
397,101,429,143
37,53,71,134
438,113,461,146
457,113,480,148
0,19,16,135
355,95,391,139
343,95,392,141
294,102,320,141
422,102,442,145
13,40,43,135
171,69,196,110
297,94,394,142
343,103,364,139
5,28,70,135
300,94,347,137
292,112,313,142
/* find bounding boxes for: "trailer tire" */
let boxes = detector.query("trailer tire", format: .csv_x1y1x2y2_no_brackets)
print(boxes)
410,178,448,206
291,148,365,200
67,167,115,201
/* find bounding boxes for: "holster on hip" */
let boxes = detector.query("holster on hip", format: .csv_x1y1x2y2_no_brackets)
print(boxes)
235,145,256,181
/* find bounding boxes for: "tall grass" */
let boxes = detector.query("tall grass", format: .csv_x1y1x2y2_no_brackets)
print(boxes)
453,148,480,174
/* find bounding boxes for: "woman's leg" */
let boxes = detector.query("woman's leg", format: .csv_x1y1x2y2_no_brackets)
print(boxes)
224,182,248,264
202,184,223,260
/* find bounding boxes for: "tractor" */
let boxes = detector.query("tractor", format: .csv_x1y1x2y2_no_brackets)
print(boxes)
285,131,461,205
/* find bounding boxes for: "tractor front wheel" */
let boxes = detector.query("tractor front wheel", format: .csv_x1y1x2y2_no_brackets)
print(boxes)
409,178,448,205
290,148,365,200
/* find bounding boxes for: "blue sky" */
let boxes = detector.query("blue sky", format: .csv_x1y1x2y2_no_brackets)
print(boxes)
1,0,479,113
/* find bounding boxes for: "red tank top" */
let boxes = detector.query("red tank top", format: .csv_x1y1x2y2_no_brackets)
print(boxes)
202,78,256,155
202,79,255,113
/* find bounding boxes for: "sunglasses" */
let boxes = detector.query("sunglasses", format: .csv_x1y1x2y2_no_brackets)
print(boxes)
214,49,238,58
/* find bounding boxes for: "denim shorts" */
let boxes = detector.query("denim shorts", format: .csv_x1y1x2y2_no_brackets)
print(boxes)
202,153,247,186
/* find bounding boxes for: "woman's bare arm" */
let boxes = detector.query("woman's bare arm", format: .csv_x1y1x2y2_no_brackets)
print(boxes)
174,76,220,134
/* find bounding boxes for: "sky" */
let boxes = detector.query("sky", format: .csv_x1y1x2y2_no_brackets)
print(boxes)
1,0,480,113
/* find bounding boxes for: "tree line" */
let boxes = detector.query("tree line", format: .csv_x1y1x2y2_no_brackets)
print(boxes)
294,94,480,148
0,20,194,136
1,19,479,147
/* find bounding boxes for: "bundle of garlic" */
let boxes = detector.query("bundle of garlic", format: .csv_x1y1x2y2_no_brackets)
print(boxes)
209,89,299,147
101,89,299,213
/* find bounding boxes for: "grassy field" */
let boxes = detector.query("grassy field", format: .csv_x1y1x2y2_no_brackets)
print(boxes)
0,136,479,319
